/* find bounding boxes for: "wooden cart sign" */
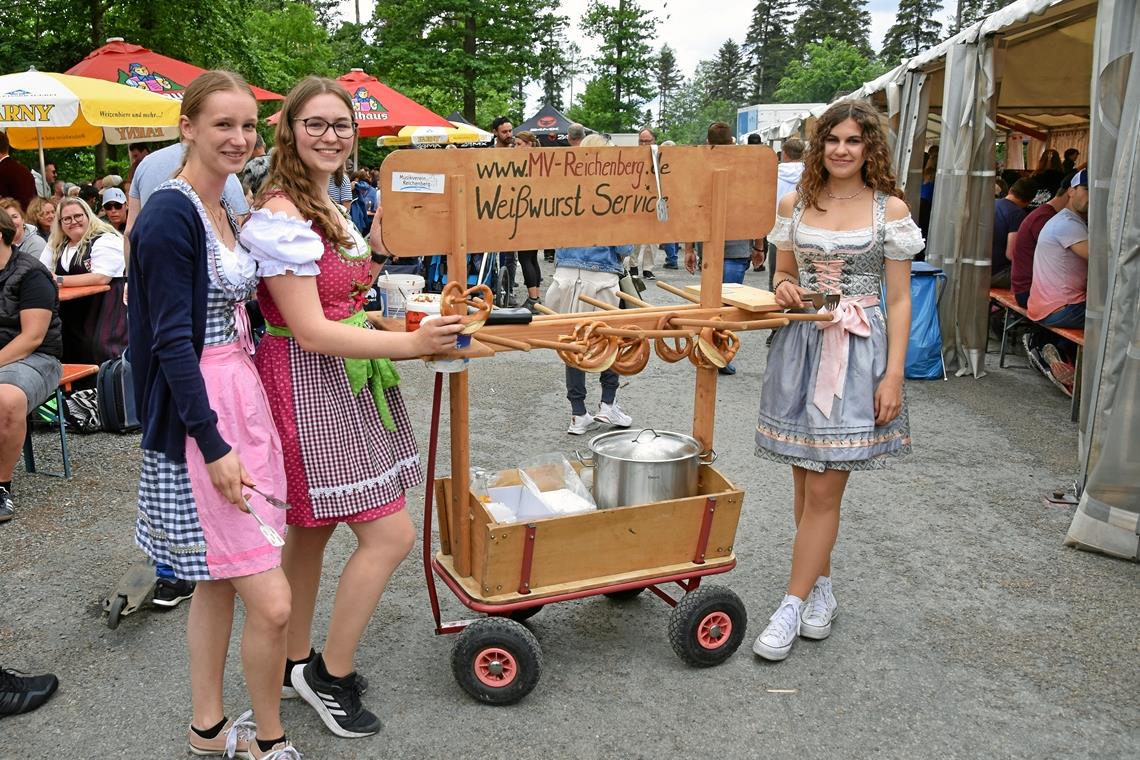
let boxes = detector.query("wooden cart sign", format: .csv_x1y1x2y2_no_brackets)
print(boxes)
380,145,778,255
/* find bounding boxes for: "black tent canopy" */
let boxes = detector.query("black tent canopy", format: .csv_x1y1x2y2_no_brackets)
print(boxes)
445,110,473,125
514,103,587,146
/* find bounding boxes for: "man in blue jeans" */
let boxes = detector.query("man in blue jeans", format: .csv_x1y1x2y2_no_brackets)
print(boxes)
682,122,750,375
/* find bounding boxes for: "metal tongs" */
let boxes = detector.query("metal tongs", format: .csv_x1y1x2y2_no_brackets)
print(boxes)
244,498,285,547
802,292,841,311
650,144,668,222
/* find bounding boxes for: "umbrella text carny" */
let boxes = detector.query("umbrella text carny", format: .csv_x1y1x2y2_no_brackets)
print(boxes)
1,104,56,123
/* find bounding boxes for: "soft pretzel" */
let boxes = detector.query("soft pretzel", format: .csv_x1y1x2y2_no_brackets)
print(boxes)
653,312,694,363
557,322,620,372
689,318,741,370
441,282,494,334
611,327,651,376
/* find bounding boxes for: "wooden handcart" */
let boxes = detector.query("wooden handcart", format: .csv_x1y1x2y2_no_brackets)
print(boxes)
380,143,815,704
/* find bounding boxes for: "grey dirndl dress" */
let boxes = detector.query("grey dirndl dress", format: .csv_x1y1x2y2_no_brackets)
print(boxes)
755,192,925,472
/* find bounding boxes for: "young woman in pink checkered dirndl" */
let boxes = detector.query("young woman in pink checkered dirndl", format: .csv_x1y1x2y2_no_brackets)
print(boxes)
238,76,463,740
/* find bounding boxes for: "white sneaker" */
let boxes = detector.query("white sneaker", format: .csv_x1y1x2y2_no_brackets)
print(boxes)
567,413,602,435
800,580,838,640
753,595,802,661
595,402,632,428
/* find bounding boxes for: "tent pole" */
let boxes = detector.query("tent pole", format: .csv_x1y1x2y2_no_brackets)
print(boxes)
37,128,47,195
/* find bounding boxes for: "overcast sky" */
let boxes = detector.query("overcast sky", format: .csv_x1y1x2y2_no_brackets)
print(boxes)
336,1,953,108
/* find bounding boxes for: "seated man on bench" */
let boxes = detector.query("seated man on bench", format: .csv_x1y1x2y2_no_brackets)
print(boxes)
0,210,62,522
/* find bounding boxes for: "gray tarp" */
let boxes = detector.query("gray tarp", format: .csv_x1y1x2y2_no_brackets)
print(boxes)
888,70,932,211
926,42,996,377
1065,0,1140,560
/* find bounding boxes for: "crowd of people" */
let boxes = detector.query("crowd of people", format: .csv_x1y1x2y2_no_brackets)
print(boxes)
12,62,1097,757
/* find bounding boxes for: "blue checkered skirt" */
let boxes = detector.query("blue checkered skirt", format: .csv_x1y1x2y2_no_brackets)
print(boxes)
135,451,210,580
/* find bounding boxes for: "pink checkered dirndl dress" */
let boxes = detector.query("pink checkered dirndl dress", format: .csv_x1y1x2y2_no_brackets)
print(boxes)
252,216,422,528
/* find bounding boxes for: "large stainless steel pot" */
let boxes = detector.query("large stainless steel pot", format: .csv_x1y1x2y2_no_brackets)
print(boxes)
577,429,716,509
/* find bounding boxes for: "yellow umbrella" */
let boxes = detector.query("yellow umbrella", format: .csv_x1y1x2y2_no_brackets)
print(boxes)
0,69,181,178
378,122,493,148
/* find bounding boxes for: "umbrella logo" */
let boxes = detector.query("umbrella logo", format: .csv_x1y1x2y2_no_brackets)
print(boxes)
1,89,33,97
118,63,184,99
353,87,389,121
1,103,56,122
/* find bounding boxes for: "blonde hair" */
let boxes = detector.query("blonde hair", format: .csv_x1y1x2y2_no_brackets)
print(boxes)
259,76,355,250
580,133,612,147
48,197,120,270
176,70,257,178
26,197,55,229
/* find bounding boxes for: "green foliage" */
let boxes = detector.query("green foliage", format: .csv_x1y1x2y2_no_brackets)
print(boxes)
774,37,888,103
743,0,795,102
707,39,748,109
246,3,337,94
792,0,873,57
659,62,736,146
881,0,944,63
655,44,683,123
571,0,657,132
535,12,571,111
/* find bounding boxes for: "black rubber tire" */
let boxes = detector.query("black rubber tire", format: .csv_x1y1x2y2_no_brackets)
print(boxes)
603,588,646,602
106,594,127,630
505,604,544,622
496,264,512,308
451,618,542,705
667,585,747,667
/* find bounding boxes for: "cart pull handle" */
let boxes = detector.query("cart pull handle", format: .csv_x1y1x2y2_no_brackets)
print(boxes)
574,449,595,467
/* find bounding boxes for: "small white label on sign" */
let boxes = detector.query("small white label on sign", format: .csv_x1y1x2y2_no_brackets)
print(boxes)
392,172,445,194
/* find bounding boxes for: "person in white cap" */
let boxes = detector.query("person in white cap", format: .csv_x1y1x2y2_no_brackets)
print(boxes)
101,187,128,233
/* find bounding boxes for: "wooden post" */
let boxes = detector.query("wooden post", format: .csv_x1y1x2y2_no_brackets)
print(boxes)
447,175,473,577
692,170,729,452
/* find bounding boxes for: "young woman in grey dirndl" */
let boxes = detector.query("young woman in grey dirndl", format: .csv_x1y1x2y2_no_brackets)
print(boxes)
752,100,925,662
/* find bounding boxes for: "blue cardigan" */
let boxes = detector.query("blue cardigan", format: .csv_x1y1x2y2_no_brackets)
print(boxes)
128,189,230,464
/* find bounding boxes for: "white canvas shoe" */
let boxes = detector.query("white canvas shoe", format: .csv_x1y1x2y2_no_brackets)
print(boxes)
595,402,632,428
800,580,838,640
753,595,802,661
567,413,602,435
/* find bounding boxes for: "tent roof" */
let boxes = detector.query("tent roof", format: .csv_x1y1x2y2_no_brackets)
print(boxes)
446,111,473,125
515,103,577,136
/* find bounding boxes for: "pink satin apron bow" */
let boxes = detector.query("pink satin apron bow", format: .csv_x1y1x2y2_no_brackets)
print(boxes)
812,295,879,418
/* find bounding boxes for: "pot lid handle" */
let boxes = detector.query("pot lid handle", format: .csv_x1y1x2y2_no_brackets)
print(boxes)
631,428,660,444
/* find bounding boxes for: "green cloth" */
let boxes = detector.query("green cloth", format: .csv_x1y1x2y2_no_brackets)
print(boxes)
265,310,401,430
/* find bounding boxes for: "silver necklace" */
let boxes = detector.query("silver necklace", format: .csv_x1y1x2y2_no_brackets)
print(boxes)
826,184,867,200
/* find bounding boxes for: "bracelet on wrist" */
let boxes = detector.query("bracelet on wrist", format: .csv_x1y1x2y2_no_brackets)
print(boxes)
370,252,386,265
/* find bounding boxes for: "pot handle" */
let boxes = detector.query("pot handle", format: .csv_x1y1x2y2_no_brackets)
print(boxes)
632,428,660,443
699,448,718,465
574,449,595,467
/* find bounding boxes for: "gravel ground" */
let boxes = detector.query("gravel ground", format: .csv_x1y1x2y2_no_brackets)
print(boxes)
1,259,1137,759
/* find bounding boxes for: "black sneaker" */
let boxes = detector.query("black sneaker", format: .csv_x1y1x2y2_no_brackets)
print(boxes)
283,650,368,699
152,577,196,608
663,263,679,270
291,655,380,738
0,668,59,716
642,270,655,280
0,487,13,523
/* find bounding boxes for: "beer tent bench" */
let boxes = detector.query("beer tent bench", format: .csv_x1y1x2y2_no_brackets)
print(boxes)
379,144,813,704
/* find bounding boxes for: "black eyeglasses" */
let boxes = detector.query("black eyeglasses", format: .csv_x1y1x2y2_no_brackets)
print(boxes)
103,203,123,210
294,118,357,139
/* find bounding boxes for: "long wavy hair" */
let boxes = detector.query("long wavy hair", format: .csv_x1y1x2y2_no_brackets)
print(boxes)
48,197,120,270
799,100,902,212
26,196,55,232
1035,148,1062,174
259,76,354,250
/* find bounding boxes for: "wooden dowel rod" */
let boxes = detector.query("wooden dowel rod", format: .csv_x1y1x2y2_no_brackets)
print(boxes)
578,294,619,310
737,318,790,330
526,338,585,352
595,327,693,338
532,303,558,315
656,280,701,303
615,290,653,307
478,333,532,351
531,302,704,321
781,312,836,322
669,317,742,329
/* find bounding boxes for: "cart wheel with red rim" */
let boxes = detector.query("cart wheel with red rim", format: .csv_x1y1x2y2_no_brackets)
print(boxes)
451,617,542,704
667,585,747,667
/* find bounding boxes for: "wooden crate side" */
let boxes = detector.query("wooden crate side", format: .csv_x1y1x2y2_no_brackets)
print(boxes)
468,491,492,584
477,474,743,594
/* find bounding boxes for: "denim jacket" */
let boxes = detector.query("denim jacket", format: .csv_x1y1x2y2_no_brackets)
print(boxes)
553,244,632,276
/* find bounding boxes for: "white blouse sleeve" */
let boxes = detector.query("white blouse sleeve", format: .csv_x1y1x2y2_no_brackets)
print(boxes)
89,234,126,278
239,209,323,277
883,216,925,261
768,214,793,248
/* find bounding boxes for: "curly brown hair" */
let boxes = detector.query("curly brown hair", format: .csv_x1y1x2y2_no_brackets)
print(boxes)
258,76,354,250
799,100,902,212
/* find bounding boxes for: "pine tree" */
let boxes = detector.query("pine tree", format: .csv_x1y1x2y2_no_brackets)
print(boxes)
742,0,795,102
535,11,571,111
707,40,748,107
881,0,944,64
951,0,1014,34
655,44,683,119
572,0,657,132
793,0,873,57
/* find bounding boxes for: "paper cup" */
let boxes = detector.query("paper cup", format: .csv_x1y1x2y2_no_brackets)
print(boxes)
405,293,441,332
422,313,471,349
